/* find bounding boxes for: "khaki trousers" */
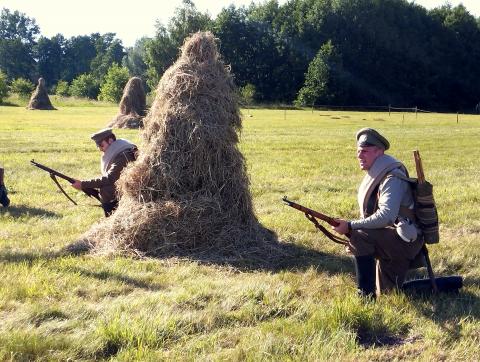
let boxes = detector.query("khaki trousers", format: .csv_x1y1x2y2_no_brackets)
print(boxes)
348,227,424,294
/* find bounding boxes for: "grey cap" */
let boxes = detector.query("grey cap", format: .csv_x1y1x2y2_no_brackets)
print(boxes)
356,128,390,150
91,128,114,146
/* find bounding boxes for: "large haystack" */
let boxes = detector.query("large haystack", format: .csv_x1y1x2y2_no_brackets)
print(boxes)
108,77,146,129
27,78,56,110
78,32,274,257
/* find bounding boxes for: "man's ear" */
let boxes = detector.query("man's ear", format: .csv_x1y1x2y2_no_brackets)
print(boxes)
108,138,115,145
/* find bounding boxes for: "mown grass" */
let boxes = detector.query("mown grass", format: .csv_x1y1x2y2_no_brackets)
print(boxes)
0,99,479,361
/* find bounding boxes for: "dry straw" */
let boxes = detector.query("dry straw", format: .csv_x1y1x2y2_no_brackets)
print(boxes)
77,32,276,259
27,78,56,110
108,76,146,129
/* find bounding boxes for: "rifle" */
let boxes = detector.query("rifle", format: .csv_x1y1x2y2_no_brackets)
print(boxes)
282,196,349,245
31,159,101,205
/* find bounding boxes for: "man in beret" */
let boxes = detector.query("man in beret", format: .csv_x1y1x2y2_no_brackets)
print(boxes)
0,166,10,208
333,128,423,298
72,128,137,217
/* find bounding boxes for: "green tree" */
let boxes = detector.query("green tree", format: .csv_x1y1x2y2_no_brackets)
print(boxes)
123,37,149,81
70,73,99,99
35,34,65,86
0,8,39,80
10,77,34,97
144,0,211,90
295,41,348,106
90,33,125,80
239,83,256,106
0,7,39,42
55,80,70,97
144,25,177,90
168,0,212,45
98,63,129,103
0,70,9,103
61,35,97,82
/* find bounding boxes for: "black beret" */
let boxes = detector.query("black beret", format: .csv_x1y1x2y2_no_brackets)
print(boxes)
356,128,390,150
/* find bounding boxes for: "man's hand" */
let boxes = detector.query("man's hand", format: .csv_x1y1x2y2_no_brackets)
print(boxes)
333,219,350,235
71,180,82,190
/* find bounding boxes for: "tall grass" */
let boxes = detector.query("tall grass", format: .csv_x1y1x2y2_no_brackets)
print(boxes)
0,103,479,360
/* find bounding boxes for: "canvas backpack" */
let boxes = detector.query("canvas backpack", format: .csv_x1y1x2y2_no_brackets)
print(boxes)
391,171,440,244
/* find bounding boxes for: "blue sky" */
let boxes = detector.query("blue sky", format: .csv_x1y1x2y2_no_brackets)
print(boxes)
2,0,479,47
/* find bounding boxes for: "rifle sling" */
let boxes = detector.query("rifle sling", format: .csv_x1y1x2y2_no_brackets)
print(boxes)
304,213,349,246
50,173,77,205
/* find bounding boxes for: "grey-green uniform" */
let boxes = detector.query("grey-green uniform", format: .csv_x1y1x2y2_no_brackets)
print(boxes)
81,128,137,216
347,128,424,296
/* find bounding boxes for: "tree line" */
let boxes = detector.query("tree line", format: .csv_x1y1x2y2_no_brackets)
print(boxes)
1,0,479,111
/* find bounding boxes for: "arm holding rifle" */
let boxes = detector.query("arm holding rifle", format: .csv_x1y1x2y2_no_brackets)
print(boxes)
333,219,350,235
71,180,82,190
282,196,349,245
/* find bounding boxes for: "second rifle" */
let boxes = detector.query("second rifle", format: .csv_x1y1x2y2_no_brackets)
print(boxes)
31,159,101,205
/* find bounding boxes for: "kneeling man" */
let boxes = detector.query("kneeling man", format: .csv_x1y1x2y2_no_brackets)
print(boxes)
333,128,424,298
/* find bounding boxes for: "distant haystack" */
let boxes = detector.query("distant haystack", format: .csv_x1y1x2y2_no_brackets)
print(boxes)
108,77,146,129
27,78,56,110
77,31,274,257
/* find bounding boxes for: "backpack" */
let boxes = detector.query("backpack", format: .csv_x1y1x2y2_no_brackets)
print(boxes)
392,172,440,244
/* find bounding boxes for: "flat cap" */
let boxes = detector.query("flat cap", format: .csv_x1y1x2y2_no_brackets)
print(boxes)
91,128,114,146
356,128,389,150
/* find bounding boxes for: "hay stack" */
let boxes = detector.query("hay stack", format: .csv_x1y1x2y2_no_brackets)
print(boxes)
108,77,146,129
27,78,56,110
79,32,273,256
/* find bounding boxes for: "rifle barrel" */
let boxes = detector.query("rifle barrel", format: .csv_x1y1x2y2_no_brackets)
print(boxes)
31,159,75,183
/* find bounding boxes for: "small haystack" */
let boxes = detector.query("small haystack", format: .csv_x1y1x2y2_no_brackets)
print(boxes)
108,77,146,129
27,78,56,110
78,32,274,257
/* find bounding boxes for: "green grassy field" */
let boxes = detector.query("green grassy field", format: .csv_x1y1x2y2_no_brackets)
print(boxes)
1,100,479,361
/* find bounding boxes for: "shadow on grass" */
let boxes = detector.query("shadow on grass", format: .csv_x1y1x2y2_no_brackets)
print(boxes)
67,266,164,291
0,249,62,264
0,249,163,291
183,241,354,274
66,225,353,275
0,205,60,218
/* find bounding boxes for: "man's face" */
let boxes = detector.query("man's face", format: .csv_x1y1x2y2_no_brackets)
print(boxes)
356,145,384,170
97,138,113,153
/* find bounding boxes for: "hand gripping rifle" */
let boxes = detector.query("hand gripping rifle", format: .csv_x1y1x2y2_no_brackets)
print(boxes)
282,196,349,245
31,159,101,205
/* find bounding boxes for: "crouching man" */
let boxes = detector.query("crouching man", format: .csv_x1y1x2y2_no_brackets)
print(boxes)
333,128,424,298
72,128,137,217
